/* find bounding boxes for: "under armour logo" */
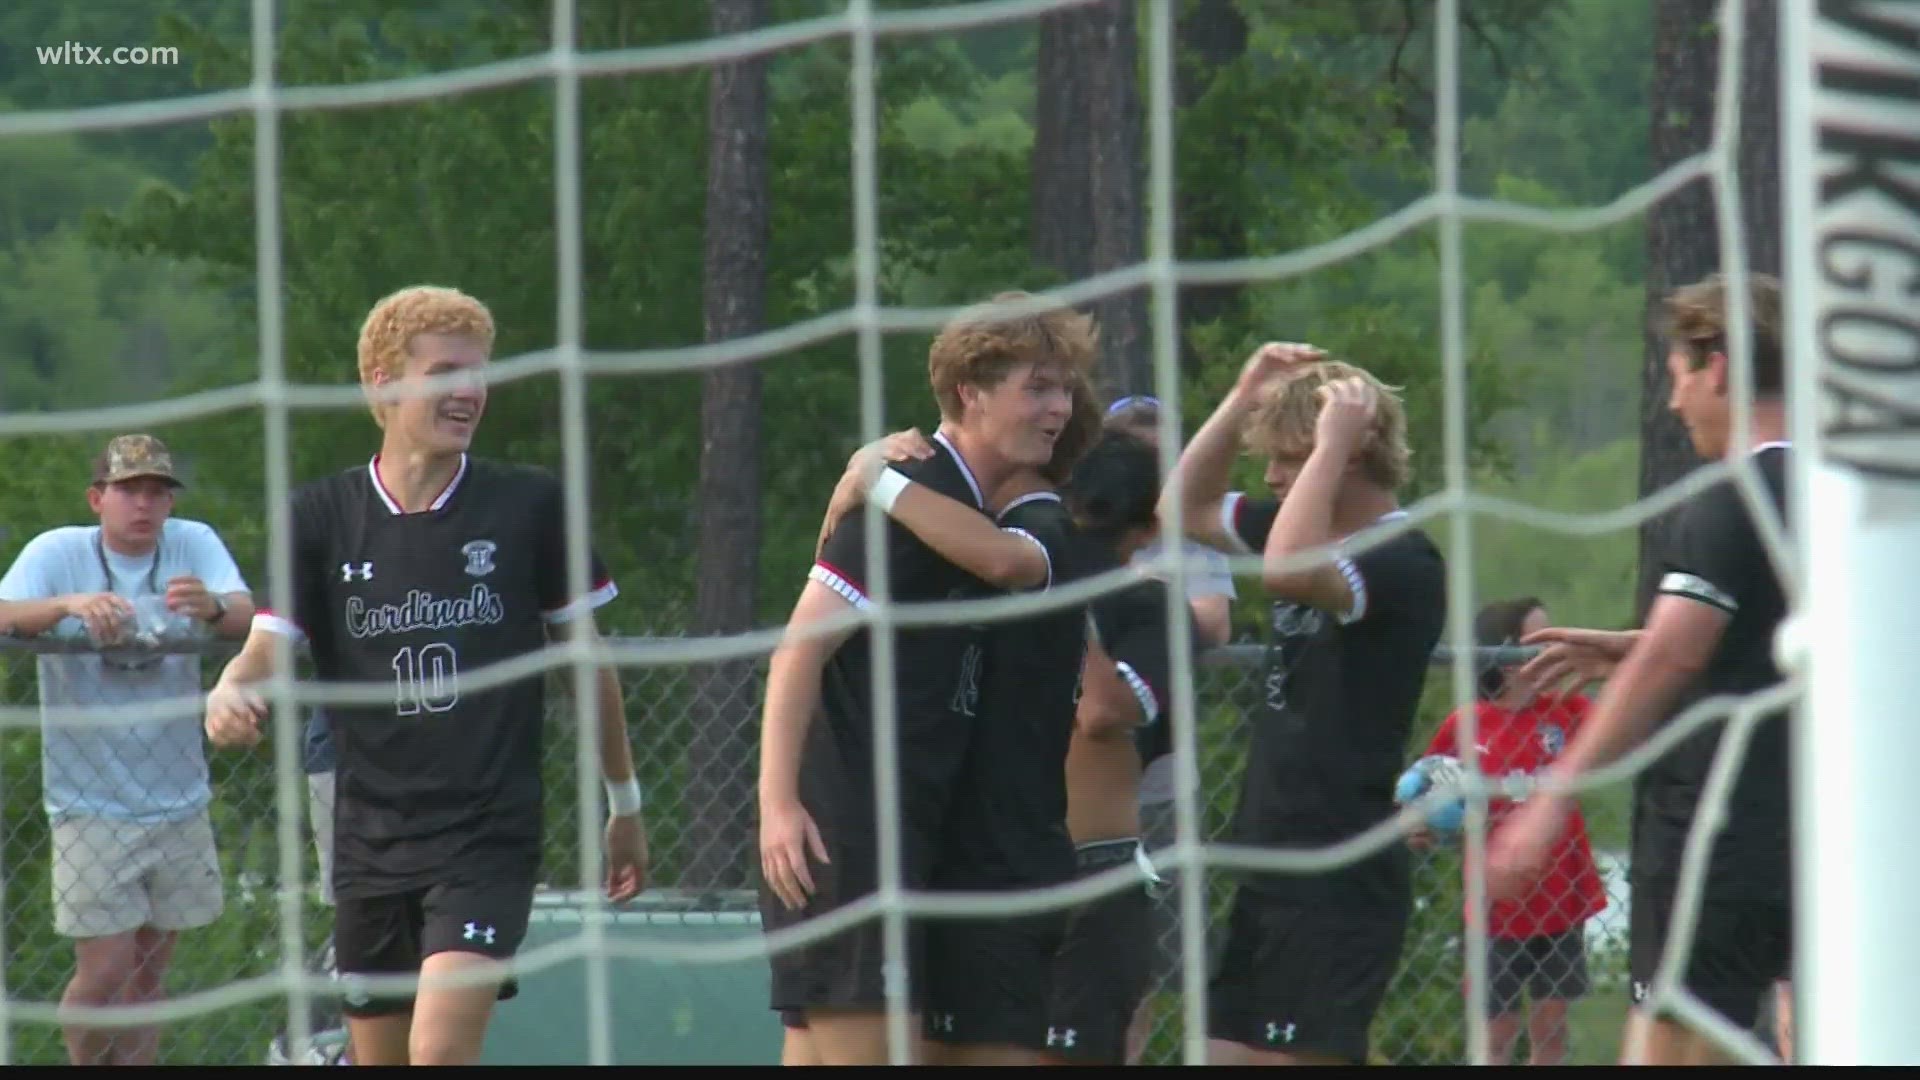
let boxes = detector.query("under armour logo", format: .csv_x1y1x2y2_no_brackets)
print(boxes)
341,562,374,582
930,1012,955,1033
1266,1020,1296,1044
1046,1026,1077,1049
463,921,496,945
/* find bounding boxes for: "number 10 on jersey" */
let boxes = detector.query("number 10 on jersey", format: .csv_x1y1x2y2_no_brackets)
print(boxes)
392,642,460,715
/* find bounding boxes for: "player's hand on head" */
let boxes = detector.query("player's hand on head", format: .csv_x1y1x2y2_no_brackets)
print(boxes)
1313,376,1378,454
65,592,133,644
1235,341,1324,396
204,683,266,748
602,814,648,903
759,796,829,911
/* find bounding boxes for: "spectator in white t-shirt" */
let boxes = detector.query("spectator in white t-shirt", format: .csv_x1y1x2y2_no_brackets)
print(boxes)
1102,396,1237,1063
0,434,253,1066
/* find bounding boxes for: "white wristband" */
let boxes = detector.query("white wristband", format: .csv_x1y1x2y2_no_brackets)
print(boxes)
605,777,643,817
869,467,912,515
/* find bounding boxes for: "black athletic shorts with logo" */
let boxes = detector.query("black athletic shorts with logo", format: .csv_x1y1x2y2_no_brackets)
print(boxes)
1627,809,1792,1030
1207,884,1411,1064
331,858,539,1019
1044,838,1160,1064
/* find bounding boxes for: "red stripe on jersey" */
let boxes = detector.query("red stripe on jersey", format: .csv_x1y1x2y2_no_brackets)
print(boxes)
813,559,866,597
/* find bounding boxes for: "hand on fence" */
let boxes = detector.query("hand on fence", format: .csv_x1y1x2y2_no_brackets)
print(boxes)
204,684,267,748
63,591,134,645
603,814,648,903
759,796,829,911
164,575,219,622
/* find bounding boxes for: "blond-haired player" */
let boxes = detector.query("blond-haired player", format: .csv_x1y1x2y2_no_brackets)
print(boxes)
1164,343,1446,1066
204,285,648,1066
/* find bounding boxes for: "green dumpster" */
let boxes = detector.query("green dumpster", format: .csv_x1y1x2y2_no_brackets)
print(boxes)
479,887,783,1065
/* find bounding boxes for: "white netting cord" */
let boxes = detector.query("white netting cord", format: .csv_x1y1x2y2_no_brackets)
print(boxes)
545,0,619,1068
245,0,319,1064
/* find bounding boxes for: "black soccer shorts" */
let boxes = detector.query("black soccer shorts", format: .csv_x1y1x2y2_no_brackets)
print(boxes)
1627,814,1792,1030
920,903,1069,1051
1207,888,1411,1064
1045,838,1158,1064
1481,930,1590,1015
332,866,538,1019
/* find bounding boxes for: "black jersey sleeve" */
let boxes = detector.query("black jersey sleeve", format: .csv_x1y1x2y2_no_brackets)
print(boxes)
531,473,618,625
1220,493,1436,626
1089,578,1190,767
1658,480,1767,618
1090,579,1183,729
1341,530,1444,627
1220,491,1277,556
996,494,1074,591
254,483,331,644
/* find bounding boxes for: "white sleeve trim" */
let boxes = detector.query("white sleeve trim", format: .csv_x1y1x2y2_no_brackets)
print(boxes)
252,612,308,644
1115,661,1161,726
1658,571,1738,615
1334,555,1368,624
1001,527,1052,589
542,580,621,624
808,564,872,611
1218,491,1257,555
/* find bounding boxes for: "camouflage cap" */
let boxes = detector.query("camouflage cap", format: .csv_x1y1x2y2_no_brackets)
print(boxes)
92,434,183,488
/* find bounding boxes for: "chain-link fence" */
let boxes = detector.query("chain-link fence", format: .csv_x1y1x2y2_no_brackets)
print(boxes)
1,633,1643,1065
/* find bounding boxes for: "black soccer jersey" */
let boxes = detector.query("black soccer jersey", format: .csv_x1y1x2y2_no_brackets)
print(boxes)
257,454,615,897
1217,492,1447,903
935,491,1085,890
807,432,998,878
1086,574,1184,769
1641,443,1792,831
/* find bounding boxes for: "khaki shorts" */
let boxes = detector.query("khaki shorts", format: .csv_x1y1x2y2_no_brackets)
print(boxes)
51,811,224,939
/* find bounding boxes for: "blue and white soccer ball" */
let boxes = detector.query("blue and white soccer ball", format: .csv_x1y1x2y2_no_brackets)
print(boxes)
1394,754,1467,834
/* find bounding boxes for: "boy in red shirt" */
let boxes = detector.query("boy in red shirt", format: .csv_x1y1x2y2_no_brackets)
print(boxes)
1415,597,1608,1065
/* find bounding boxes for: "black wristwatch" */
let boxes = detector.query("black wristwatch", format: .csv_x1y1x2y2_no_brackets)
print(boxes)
204,594,227,625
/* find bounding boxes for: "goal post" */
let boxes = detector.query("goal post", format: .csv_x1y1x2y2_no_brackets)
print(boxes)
1780,0,1920,1065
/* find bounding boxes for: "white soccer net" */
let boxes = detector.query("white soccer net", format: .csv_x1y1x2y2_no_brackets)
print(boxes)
0,0,1863,1066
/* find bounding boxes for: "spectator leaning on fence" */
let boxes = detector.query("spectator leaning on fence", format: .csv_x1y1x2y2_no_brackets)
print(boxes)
0,434,254,1066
